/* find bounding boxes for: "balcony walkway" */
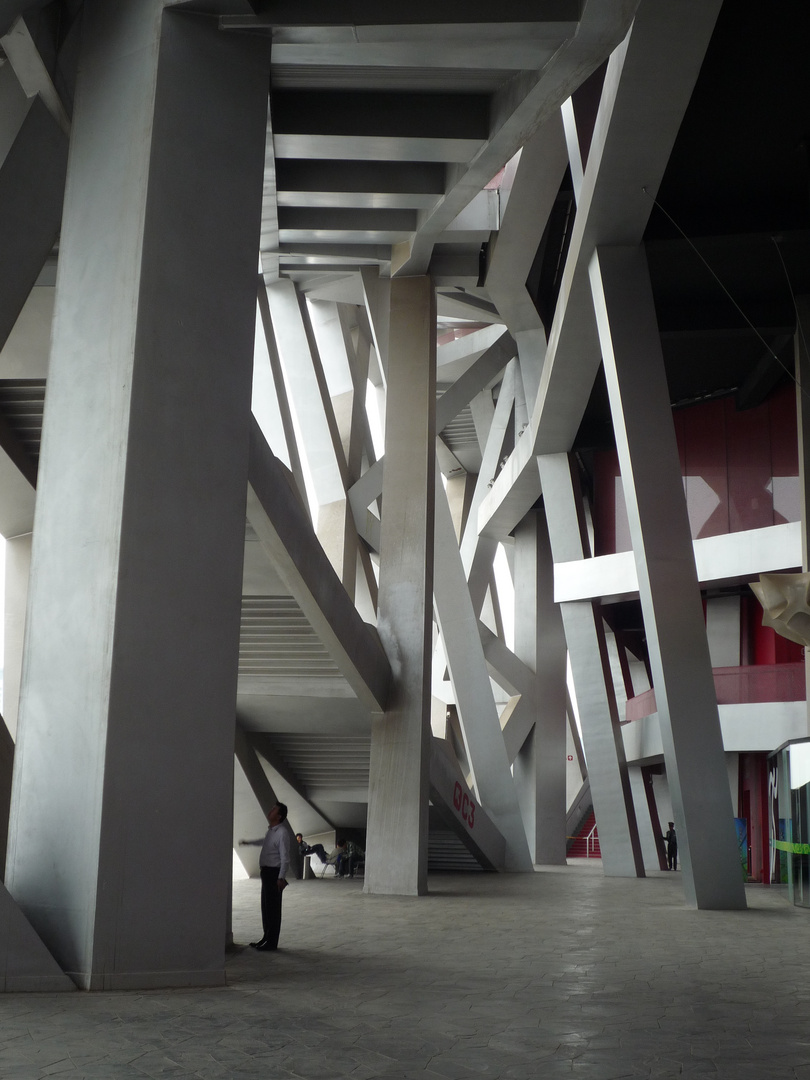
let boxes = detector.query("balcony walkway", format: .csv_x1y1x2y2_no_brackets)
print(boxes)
0,865,807,1078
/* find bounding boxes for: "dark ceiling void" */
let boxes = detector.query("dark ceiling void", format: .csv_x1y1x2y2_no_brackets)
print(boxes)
572,1,810,460
648,0,810,241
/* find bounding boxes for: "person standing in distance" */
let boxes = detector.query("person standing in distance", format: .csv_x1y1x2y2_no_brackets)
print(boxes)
664,821,678,871
239,802,290,950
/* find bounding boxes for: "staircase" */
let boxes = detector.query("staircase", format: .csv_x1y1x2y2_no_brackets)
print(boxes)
567,810,601,859
428,830,485,871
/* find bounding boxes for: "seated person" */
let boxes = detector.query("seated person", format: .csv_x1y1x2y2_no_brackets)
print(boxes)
335,838,365,878
296,833,328,864
326,840,346,876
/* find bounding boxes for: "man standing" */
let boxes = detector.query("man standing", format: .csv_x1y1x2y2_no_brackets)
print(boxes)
239,802,290,950
664,822,678,871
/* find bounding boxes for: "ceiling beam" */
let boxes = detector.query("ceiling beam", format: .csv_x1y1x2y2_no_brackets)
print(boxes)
269,40,563,71
231,2,579,26
392,0,641,276
272,90,488,163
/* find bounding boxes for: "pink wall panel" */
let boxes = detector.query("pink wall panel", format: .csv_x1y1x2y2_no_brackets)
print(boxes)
593,452,617,556
769,382,800,524
592,386,799,556
681,398,730,538
725,399,774,531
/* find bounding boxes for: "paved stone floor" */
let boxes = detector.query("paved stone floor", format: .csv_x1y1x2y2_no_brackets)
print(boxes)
0,863,808,1078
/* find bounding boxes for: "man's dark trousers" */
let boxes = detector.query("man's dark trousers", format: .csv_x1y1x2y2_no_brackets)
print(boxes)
260,865,282,947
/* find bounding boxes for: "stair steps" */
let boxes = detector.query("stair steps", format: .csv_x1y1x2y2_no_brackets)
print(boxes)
567,810,601,858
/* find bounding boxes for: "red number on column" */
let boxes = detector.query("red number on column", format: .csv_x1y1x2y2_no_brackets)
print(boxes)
468,801,475,828
453,781,462,810
462,793,469,822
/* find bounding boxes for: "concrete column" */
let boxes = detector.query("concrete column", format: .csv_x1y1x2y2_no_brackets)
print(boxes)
513,511,567,864
512,729,536,860
365,277,435,896
589,244,745,909
0,530,27,882
5,2,271,987
3,531,30,741
538,452,645,877
794,296,810,707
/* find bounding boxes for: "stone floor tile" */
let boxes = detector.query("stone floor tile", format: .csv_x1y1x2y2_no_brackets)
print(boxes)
0,871,805,1080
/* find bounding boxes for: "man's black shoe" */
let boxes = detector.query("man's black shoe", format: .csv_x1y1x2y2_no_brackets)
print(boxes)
249,939,267,949
253,942,277,951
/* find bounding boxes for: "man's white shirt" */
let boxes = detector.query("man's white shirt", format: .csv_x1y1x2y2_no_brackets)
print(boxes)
260,823,290,879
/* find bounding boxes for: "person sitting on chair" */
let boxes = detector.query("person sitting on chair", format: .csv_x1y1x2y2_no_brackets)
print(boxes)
328,839,348,876
335,838,365,878
296,833,329,865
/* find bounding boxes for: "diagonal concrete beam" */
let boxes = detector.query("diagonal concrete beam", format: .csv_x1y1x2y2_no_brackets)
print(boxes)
484,114,569,338
247,418,391,713
499,695,540,767
348,334,514,557
350,336,514,554
478,621,534,698
436,329,516,432
0,96,68,355
1,15,71,135
590,242,744,908
234,723,278,818
0,883,75,991
249,733,335,830
347,457,383,551
429,737,506,871
256,279,310,518
235,725,333,878
459,360,519,613
437,323,505,373
233,723,279,878
436,435,466,481
478,0,724,541
266,278,348,505
359,266,390,383
477,624,541,764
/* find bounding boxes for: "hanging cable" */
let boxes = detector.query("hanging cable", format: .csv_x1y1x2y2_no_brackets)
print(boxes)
641,186,809,402
771,235,810,386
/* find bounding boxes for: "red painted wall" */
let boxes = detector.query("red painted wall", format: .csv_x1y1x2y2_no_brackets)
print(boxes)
593,382,799,555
